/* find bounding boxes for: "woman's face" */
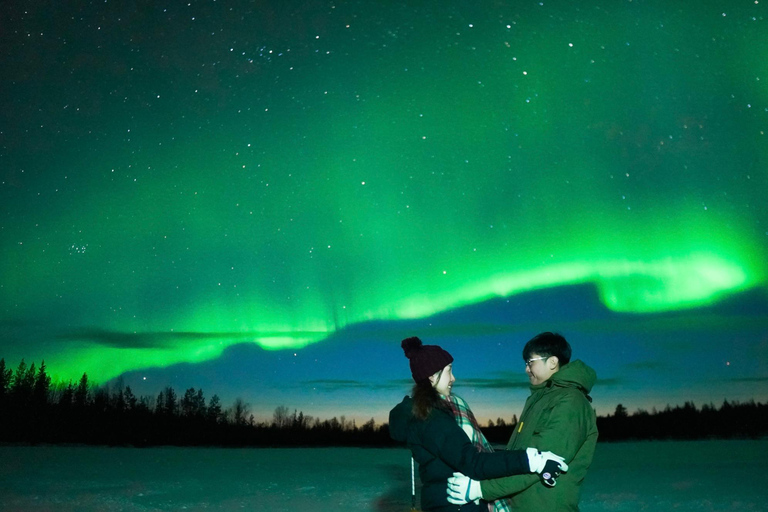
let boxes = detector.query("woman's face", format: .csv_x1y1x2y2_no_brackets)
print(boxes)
430,364,455,396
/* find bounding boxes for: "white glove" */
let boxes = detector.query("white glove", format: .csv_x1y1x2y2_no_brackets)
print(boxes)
526,447,568,473
526,447,569,487
446,472,482,505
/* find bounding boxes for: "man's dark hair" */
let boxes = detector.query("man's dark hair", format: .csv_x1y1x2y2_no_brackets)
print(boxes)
522,332,572,365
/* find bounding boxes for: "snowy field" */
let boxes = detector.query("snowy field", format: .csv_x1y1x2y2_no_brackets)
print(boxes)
1,440,766,511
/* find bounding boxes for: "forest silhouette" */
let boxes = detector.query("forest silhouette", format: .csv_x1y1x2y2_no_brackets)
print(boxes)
1,358,765,447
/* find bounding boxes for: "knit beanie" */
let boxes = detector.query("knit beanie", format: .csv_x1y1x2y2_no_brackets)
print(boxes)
401,336,454,382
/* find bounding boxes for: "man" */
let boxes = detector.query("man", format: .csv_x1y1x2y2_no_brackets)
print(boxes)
447,332,598,511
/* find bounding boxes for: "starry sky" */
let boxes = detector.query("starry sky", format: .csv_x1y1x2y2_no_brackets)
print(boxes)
1,0,767,424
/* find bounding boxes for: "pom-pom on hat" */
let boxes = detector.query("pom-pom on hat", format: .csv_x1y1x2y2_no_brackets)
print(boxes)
401,336,454,382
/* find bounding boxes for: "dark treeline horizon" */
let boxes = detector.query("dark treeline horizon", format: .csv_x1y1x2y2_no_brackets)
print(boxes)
1,357,766,447
0,357,393,447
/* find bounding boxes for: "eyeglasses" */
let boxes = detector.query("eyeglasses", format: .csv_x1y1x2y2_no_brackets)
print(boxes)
525,356,549,368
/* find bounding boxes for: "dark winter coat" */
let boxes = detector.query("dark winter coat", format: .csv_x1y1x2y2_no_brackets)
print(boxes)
480,360,598,511
389,395,530,512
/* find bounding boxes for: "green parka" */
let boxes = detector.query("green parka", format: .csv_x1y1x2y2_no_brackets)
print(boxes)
389,396,531,512
480,360,598,511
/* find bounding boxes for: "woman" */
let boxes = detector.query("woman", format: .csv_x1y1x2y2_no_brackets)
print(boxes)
389,337,567,512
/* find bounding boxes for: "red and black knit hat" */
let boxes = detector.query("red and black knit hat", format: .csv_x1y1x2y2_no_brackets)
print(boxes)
401,336,453,382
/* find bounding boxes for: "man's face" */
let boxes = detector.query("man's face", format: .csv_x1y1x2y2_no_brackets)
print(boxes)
525,353,558,385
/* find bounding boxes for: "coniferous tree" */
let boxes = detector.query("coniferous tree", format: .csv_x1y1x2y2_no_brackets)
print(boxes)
10,359,25,389
295,410,306,429
155,390,166,415
33,361,51,407
74,373,90,408
207,394,222,423
11,359,29,399
181,388,198,417
164,386,178,416
0,358,11,402
24,362,37,392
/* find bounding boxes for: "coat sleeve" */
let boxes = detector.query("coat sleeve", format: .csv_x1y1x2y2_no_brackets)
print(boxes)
480,389,591,500
419,411,531,480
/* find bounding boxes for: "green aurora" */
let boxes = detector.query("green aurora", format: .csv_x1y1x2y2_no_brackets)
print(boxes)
1,0,767,397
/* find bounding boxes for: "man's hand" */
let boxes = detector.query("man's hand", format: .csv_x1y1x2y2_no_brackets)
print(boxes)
540,458,566,487
447,472,482,504
526,448,569,487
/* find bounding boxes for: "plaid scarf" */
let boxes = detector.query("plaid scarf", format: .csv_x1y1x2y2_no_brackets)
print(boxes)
443,394,513,512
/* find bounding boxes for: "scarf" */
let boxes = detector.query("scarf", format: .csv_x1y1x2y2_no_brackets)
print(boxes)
444,394,513,512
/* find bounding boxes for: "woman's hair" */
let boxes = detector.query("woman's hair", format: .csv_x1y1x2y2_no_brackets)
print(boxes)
411,372,448,420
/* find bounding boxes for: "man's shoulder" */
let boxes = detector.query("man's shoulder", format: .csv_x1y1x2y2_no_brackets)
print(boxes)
545,384,594,409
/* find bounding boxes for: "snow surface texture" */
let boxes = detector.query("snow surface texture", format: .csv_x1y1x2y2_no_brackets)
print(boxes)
0,440,766,511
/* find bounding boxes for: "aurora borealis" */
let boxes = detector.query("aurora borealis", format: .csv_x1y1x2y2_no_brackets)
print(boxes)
2,0,767,423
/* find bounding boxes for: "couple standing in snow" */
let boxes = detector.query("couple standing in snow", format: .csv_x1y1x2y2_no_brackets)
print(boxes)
389,332,598,512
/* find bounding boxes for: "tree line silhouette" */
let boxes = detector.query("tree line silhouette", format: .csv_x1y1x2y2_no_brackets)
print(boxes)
594,400,768,441
1,358,765,447
0,358,392,447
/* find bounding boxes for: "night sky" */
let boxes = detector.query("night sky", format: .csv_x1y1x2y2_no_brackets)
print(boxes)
2,0,767,424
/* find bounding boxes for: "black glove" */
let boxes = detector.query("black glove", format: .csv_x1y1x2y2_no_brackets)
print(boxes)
540,458,565,487
526,447,569,487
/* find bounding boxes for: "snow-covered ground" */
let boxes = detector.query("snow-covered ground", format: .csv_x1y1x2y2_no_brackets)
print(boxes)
0,440,765,511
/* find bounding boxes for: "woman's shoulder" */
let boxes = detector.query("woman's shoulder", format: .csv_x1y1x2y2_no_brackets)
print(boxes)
423,402,461,434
